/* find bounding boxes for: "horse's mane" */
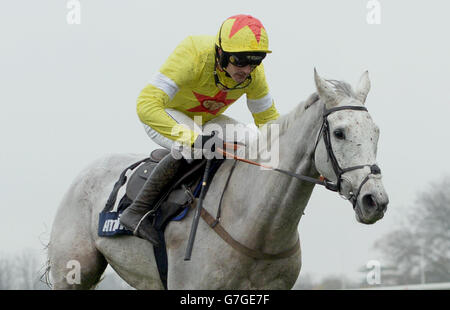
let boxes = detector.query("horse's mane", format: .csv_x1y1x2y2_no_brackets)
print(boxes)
259,79,355,139
260,92,320,137
325,79,357,99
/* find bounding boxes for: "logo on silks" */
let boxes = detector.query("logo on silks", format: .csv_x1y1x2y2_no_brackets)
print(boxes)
188,90,236,115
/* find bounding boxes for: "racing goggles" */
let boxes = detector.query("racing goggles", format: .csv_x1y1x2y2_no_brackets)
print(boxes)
227,52,266,67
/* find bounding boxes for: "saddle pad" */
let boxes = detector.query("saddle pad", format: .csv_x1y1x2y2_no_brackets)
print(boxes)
98,184,199,237
98,211,133,236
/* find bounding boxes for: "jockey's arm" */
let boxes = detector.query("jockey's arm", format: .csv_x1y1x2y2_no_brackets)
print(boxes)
246,65,280,127
136,37,200,146
248,99,279,127
137,84,197,146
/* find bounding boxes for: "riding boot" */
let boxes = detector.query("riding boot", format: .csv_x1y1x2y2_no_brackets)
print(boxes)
120,153,183,246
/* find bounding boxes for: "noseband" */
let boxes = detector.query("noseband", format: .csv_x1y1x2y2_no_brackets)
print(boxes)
314,105,381,207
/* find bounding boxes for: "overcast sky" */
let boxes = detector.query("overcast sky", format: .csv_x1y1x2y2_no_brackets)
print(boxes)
1,0,449,285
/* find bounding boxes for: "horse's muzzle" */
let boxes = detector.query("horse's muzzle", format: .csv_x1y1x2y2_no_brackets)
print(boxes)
355,184,389,224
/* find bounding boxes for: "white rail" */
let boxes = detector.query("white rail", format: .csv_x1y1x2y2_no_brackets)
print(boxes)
359,282,450,290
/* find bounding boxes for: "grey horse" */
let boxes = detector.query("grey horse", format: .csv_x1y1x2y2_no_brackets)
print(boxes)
46,70,389,289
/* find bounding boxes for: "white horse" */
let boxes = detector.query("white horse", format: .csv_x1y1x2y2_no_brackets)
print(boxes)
46,70,388,289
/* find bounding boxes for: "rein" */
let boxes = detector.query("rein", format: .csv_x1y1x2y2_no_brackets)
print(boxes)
198,104,381,260
218,104,382,207
218,145,333,189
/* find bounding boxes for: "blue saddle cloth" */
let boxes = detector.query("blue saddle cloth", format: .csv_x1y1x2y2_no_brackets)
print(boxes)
98,179,202,237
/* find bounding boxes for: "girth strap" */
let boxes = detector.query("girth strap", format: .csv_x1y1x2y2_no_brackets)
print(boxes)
199,206,300,260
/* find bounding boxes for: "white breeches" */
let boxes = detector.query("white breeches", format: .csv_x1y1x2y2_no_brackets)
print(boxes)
142,109,258,160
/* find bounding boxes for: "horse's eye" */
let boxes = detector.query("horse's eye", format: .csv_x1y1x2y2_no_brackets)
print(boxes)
334,129,345,140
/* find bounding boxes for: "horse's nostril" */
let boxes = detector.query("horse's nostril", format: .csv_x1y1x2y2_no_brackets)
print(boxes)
362,194,377,209
362,194,388,213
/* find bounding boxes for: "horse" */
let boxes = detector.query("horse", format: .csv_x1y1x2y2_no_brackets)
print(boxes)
46,70,389,289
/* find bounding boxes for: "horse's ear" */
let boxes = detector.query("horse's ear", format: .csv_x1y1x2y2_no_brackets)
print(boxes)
355,71,371,104
314,68,338,108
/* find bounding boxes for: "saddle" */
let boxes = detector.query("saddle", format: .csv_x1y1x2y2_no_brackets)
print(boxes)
99,149,207,235
98,149,224,289
125,148,171,201
125,149,208,230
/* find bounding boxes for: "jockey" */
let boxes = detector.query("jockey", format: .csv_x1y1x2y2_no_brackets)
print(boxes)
120,14,280,246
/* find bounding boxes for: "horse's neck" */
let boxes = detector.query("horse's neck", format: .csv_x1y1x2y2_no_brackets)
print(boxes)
216,99,324,252
256,99,323,215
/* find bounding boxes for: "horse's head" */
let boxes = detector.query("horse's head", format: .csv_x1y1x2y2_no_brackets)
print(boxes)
313,69,388,224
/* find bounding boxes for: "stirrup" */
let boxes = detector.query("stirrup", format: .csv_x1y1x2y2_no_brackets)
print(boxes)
133,209,156,236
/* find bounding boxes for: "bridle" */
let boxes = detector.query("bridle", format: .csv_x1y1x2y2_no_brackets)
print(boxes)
200,103,382,260
217,104,381,209
313,105,381,208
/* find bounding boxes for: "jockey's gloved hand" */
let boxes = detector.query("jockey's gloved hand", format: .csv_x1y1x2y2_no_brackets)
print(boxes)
192,131,224,153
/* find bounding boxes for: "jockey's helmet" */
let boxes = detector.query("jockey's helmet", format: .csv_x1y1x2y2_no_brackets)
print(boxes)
215,15,271,69
216,14,271,54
